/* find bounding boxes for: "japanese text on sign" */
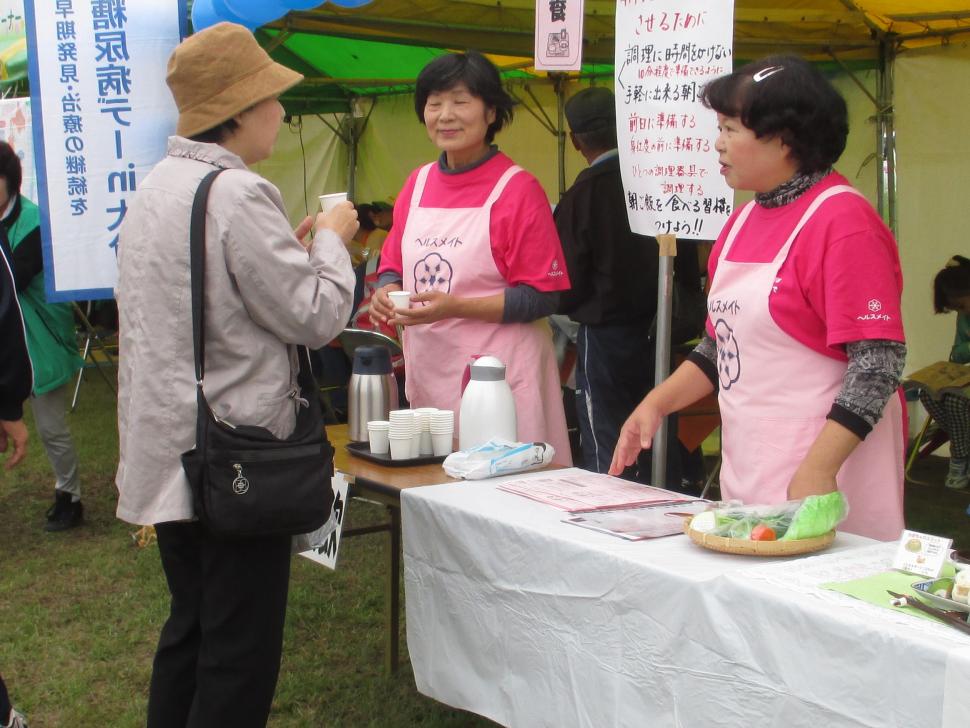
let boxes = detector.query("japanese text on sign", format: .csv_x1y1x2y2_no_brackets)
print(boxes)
534,0,584,71
26,0,183,301
614,0,734,240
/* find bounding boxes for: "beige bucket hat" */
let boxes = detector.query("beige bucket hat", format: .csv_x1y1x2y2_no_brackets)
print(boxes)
167,22,303,138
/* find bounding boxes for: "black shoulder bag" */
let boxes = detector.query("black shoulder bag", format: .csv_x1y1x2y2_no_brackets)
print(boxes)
180,169,335,538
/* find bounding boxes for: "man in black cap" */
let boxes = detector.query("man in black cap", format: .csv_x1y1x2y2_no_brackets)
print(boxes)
555,86,700,487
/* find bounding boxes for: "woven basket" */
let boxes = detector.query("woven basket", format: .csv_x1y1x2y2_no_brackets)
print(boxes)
683,518,835,556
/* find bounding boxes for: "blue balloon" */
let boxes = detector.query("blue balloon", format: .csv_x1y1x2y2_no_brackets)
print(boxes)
224,0,291,27
287,0,325,9
191,0,222,31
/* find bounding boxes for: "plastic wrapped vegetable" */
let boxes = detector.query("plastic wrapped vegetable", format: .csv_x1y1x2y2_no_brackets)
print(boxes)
692,501,800,539
690,492,848,541
780,492,848,541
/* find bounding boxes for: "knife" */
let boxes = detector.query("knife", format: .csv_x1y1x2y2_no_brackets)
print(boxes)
886,590,970,636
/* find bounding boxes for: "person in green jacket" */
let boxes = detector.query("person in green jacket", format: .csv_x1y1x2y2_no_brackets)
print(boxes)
3,141,85,530
920,255,970,490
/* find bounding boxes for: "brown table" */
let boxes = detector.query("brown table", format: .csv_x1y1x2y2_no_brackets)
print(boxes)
330,423,460,674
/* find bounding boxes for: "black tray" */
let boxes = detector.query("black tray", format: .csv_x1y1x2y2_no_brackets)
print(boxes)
345,440,447,467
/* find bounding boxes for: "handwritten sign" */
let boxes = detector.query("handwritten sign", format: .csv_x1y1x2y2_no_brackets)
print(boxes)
614,0,734,240
534,0,584,71
25,0,185,302
299,473,351,571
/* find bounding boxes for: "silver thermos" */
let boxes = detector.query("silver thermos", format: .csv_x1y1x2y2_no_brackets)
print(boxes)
347,345,398,442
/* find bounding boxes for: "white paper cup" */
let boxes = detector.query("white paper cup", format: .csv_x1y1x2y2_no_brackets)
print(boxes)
387,423,415,438
432,431,454,457
419,430,434,456
411,432,421,457
388,291,413,310
319,192,348,213
368,424,390,454
388,436,412,460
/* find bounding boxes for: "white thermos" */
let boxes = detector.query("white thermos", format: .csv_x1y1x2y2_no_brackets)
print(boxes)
459,355,517,450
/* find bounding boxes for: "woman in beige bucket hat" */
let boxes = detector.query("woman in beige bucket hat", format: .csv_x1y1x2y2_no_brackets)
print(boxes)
115,22,358,727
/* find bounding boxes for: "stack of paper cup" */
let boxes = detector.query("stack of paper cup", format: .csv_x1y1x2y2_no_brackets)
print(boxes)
367,420,390,454
430,410,454,456
414,408,437,455
388,410,415,460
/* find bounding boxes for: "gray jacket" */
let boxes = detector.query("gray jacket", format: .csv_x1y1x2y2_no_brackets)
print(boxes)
115,138,355,525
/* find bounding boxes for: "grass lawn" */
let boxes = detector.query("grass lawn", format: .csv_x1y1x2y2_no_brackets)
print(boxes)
1,375,493,727
1,373,966,726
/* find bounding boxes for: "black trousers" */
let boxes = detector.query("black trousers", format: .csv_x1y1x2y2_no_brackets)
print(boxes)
147,522,292,728
575,322,683,488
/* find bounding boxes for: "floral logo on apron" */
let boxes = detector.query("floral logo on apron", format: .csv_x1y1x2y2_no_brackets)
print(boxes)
413,252,453,295
714,318,741,389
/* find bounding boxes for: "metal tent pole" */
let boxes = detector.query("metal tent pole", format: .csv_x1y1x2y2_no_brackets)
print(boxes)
876,37,898,234
650,234,676,487
555,74,566,200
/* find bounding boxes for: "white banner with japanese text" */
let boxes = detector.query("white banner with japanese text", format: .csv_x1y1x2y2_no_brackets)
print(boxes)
614,0,734,240
534,0,584,71
25,0,186,301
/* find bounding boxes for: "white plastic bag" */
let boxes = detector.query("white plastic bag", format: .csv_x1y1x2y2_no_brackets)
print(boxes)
443,439,554,480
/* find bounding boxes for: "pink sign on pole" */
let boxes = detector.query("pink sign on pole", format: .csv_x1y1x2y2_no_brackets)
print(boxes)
534,0,584,71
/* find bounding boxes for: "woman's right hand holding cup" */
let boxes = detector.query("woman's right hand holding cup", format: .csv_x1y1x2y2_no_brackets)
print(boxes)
371,283,402,324
315,201,358,245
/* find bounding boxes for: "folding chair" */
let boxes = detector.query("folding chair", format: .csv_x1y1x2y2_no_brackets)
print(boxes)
905,404,951,485
71,301,118,411
677,391,721,499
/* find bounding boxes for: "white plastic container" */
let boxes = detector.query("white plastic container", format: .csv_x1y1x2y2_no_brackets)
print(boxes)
459,355,516,451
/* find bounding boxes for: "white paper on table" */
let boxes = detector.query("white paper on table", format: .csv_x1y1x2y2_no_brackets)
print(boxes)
563,499,710,540
498,471,693,512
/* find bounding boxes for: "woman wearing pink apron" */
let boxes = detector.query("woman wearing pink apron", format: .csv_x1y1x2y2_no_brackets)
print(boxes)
611,55,906,540
371,52,572,464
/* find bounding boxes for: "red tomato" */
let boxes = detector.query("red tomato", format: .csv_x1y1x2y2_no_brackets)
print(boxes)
750,524,777,541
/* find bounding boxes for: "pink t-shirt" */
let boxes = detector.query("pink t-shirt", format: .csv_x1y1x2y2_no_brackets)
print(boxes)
706,172,905,361
378,152,570,292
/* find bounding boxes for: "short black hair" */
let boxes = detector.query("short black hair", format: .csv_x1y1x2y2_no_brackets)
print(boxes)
0,140,23,196
414,51,514,143
933,255,970,313
354,203,377,232
189,117,240,144
572,127,617,154
701,54,848,174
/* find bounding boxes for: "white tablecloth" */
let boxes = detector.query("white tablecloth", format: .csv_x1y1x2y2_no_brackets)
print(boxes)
401,468,970,728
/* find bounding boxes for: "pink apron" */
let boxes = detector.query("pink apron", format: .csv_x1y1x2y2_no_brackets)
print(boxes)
400,163,572,465
709,185,905,540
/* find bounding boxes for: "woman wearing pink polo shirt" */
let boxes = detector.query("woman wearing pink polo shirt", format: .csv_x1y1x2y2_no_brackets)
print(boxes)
370,52,572,464
611,55,906,541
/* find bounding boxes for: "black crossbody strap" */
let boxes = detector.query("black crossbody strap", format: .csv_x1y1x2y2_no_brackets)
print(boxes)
188,168,227,385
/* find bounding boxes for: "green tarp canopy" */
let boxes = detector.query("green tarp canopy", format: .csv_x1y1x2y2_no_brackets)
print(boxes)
252,0,970,114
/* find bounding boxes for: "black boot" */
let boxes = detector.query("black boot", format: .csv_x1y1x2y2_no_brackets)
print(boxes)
45,491,83,532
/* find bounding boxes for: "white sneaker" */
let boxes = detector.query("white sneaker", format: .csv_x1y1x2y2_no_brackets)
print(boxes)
4,708,28,728
945,457,969,490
